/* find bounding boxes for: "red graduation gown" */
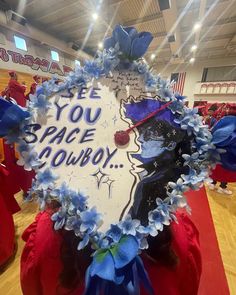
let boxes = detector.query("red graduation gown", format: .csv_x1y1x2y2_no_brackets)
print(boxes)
21,211,201,295
0,165,16,266
26,82,37,100
3,140,34,195
8,80,26,107
211,164,236,183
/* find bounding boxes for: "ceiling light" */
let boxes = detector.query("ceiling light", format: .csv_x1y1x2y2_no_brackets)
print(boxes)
92,13,98,20
191,44,197,51
189,57,195,63
7,10,27,26
193,22,201,31
98,42,103,49
151,54,156,60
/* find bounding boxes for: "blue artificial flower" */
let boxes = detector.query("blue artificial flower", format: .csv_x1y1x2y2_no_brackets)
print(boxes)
97,48,120,74
183,107,199,117
84,60,103,79
197,169,212,184
157,86,174,101
193,137,211,154
92,232,110,249
68,190,87,213
167,191,187,209
175,114,200,136
106,224,122,243
148,209,170,231
65,215,81,235
188,117,202,133
146,225,158,237
17,150,41,171
118,214,140,236
175,93,186,101
133,60,149,74
0,99,30,142
51,207,67,230
168,100,184,115
78,233,90,250
29,93,52,114
144,72,158,89
51,182,71,204
35,168,58,190
204,146,225,163
80,207,102,234
104,24,153,60
181,169,198,184
196,126,212,140
135,226,152,249
182,152,199,167
155,198,173,217
168,178,188,194
135,232,148,249
16,140,31,154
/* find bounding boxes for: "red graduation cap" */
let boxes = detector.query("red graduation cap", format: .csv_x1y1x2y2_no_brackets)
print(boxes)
8,70,16,77
33,75,40,81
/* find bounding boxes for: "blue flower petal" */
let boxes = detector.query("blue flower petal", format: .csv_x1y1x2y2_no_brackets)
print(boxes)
90,249,116,281
124,26,138,41
78,234,90,250
103,36,116,50
111,235,139,269
113,24,131,56
130,32,153,58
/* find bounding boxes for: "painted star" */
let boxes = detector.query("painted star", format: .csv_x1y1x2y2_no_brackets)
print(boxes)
107,101,116,110
112,115,118,125
91,168,108,188
101,120,109,129
147,196,154,206
103,177,115,199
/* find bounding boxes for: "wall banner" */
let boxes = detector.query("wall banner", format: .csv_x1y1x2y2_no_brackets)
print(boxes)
0,47,72,76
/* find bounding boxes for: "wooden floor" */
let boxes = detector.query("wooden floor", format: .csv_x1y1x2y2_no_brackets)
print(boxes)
0,184,235,295
206,183,236,295
0,194,38,295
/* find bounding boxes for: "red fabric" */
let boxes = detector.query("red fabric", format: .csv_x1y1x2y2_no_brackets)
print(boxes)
26,82,37,100
8,80,26,107
210,164,236,183
0,166,15,266
0,164,20,214
21,211,201,295
3,141,35,194
187,187,230,295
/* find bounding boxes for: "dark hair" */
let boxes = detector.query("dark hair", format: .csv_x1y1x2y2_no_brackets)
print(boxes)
138,118,184,146
208,104,217,112
59,230,93,290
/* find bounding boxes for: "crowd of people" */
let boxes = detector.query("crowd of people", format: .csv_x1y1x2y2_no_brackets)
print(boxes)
1,71,42,106
202,104,236,195
0,71,41,270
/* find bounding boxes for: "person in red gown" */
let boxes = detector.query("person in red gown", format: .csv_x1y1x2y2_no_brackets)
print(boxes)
0,164,18,270
8,71,27,107
208,115,236,195
0,137,21,201
20,207,201,295
0,95,34,198
209,164,236,195
26,75,41,100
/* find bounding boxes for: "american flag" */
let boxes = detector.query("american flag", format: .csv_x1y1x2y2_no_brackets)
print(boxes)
170,72,186,95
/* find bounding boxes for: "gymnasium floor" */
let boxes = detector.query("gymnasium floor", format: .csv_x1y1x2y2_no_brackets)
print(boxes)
0,184,235,295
